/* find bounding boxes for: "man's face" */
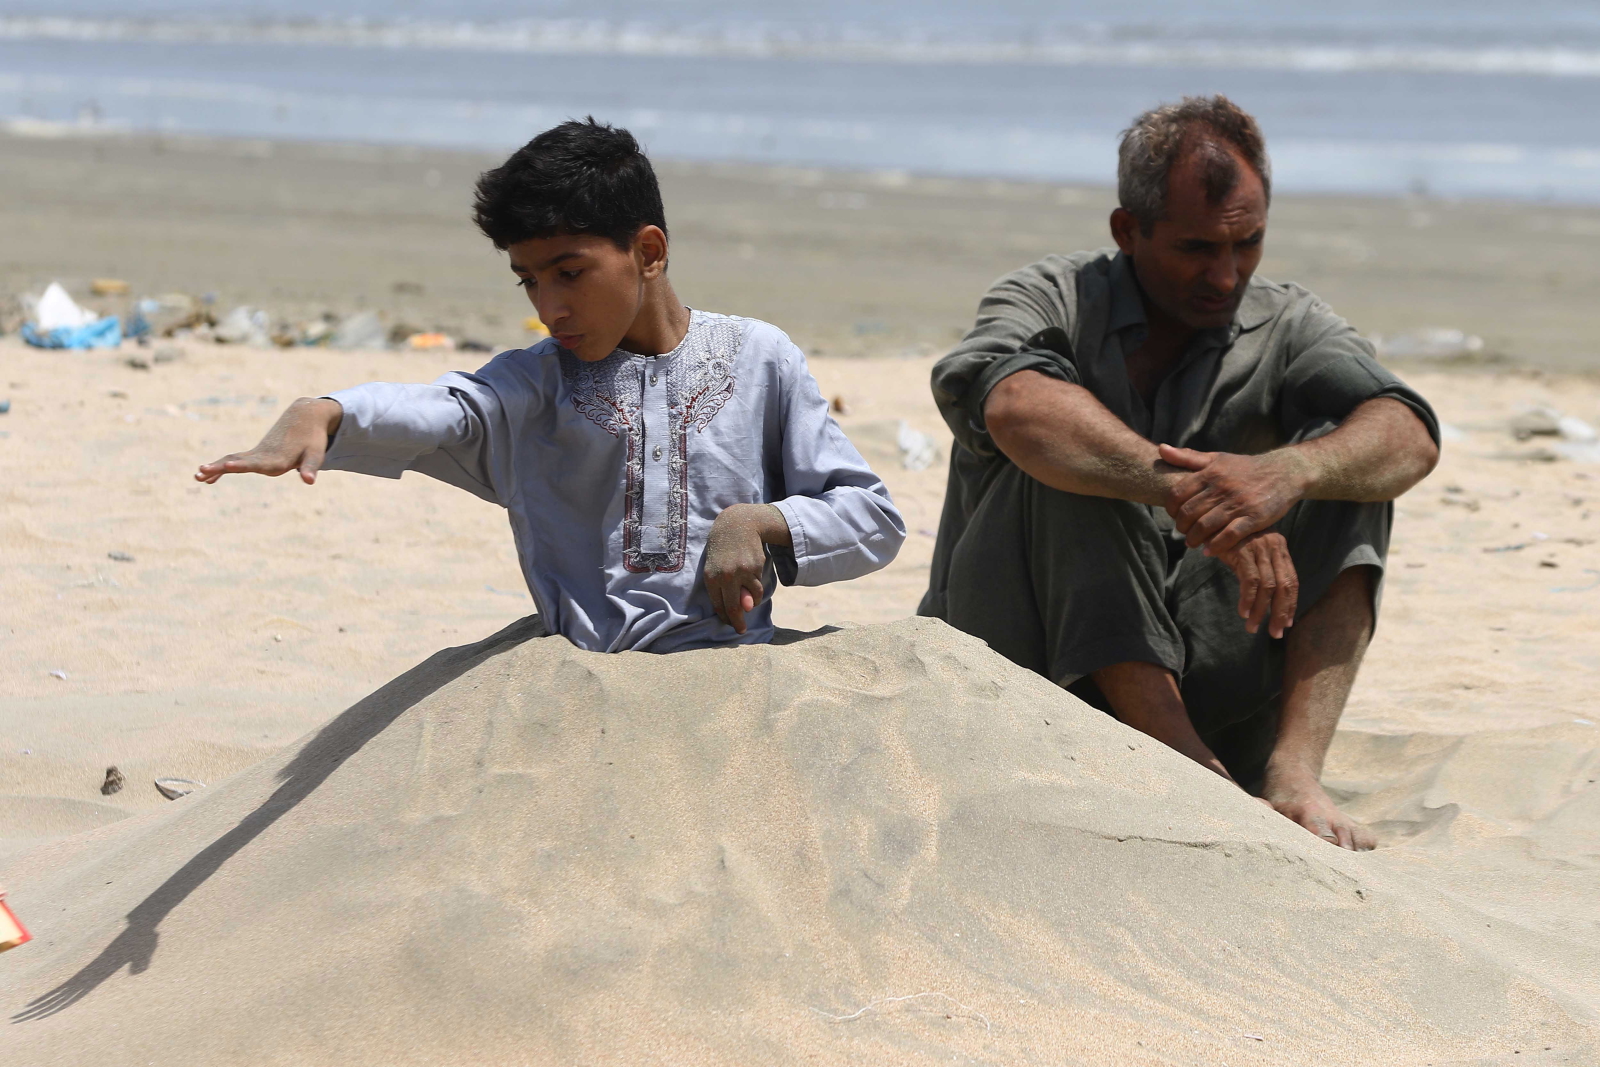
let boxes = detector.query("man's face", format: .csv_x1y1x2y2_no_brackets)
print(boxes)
1112,149,1268,331
507,230,656,362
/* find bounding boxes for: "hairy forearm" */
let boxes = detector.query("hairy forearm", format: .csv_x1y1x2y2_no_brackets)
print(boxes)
1288,398,1439,503
985,371,1176,505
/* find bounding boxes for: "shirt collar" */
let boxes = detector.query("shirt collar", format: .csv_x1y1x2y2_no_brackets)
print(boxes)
1105,252,1147,335
1108,251,1272,343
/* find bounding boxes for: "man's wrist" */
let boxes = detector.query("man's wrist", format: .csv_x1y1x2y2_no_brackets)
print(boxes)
1272,446,1318,502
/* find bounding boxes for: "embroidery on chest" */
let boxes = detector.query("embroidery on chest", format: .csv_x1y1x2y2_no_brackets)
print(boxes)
558,314,743,573
559,351,640,435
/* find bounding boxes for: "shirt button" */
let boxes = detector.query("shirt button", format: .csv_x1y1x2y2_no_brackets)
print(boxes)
652,445,663,461
650,372,659,385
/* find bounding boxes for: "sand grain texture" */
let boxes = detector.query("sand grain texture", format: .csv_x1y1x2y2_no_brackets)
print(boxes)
2,618,1595,1066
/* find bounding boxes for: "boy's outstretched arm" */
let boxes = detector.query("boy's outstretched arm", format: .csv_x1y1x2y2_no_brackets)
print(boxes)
196,397,343,485
198,371,512,505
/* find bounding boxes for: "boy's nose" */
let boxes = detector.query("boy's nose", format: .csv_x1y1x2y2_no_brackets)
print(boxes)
538,299,569,329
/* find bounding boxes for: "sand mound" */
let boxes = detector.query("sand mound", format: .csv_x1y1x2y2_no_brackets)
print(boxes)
2,618,1594,1065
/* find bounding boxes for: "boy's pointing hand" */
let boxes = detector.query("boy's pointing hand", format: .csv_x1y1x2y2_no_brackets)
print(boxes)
704,503,793,635
195,397,344,485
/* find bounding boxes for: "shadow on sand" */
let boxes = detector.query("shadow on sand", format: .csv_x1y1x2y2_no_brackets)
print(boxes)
12,614,549,1023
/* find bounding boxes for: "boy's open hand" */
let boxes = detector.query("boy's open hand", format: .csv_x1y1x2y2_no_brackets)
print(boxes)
704,503,792,635
195,397,343,485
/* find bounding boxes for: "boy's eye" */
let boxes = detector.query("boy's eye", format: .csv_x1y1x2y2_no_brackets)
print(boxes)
515,277,534,289
559,269,582,282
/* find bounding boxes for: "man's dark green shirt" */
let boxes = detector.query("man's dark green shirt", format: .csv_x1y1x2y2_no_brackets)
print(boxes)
922,248,1438,619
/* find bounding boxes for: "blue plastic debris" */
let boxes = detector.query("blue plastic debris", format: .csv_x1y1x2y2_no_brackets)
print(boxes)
22,317,123,350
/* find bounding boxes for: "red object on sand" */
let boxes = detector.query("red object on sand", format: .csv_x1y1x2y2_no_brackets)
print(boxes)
0,894,31,952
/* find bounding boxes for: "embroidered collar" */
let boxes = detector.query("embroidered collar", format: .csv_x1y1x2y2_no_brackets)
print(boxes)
557,309,745,572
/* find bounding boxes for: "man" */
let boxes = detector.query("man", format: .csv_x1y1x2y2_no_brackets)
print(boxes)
920,96,1439,851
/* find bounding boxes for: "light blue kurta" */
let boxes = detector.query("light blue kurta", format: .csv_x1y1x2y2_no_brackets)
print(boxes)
321,310,906,652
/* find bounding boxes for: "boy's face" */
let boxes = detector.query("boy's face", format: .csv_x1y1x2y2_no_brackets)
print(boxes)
508,228,664,362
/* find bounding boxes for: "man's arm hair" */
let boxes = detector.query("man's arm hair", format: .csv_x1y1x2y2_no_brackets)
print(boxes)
984,370,1178,506
1291,396,1439,502
1163,395,1439,555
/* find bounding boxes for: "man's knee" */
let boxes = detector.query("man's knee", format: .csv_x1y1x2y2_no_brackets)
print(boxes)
1299,563,1378,632
1279,498,1389,624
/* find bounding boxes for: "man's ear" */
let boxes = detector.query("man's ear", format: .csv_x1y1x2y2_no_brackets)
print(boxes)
1109,207,1140,256
634,225,669,280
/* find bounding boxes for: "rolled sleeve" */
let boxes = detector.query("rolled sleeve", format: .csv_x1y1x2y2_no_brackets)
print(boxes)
931,261,1080,457
1280,300,1440,446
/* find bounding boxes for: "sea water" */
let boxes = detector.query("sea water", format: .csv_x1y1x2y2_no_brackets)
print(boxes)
2,0,1599,201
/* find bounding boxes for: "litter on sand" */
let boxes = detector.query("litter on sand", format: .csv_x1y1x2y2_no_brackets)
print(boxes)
1371,328,1486,362
213,306,272,347
331,310,387,350
406,332,456,351
896,420,941,471
154,778,206,801
1511,406,1598,444
0,894,31,953
21,282,122,349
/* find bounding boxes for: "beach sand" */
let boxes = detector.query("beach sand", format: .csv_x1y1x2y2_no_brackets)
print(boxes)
1,131,1598,1062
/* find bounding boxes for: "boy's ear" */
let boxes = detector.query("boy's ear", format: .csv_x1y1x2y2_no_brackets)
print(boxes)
634,225,669,280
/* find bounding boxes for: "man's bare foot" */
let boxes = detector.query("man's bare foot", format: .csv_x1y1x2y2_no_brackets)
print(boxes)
1260,766,1375,851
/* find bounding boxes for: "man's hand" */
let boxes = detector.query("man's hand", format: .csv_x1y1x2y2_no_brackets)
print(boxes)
1159,444,1309,555
1211,531,1299,639
195,397,343,485
704,503,792,635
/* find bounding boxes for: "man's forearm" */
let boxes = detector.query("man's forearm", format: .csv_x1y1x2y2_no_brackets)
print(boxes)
1289,398,1439,503
985,371,1176,505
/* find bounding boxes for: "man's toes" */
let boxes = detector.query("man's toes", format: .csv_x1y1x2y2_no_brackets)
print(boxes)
1352,821,1378,851
1301,812,1337,843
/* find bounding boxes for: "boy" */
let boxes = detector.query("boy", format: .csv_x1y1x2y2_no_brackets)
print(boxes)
196,119,905,652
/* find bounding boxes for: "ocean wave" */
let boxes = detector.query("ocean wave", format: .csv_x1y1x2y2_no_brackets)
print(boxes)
5,15,1600,78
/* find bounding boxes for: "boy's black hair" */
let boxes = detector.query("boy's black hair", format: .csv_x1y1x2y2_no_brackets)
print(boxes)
473,117,667,252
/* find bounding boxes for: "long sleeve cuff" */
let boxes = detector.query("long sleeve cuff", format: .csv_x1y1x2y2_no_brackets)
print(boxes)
770,488,905,588
320,387,416,479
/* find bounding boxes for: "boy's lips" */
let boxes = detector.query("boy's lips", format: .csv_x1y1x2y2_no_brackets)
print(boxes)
554,332,583,349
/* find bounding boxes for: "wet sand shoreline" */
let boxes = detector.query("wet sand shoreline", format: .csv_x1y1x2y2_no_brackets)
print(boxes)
4,127,1600,369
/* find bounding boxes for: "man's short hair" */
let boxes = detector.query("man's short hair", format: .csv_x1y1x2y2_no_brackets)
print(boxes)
473,117,667,251
1117,95,1271,235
